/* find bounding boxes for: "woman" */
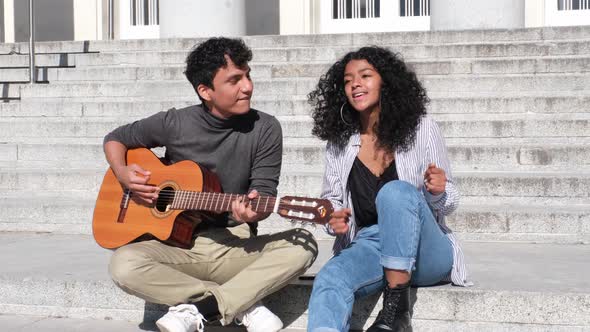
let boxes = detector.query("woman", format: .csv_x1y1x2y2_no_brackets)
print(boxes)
306,46,470,332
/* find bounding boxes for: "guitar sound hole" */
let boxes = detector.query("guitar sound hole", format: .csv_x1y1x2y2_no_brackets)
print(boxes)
155,186,175,212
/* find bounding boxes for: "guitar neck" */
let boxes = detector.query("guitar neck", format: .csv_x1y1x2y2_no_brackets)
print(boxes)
166,190,278,213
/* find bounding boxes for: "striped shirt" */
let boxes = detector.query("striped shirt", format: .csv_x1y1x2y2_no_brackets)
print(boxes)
321,116,471,286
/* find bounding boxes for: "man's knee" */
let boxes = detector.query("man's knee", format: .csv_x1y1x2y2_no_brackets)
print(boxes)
280,228,319,269
108,245,149,286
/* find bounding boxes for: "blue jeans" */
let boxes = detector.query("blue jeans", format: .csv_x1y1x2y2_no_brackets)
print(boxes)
307,181,453,332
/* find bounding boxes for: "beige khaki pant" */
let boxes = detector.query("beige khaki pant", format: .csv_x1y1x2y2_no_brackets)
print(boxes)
109,223,318,324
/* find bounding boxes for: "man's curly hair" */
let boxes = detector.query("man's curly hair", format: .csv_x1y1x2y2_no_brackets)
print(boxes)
185,37,253,103
308,46,428,152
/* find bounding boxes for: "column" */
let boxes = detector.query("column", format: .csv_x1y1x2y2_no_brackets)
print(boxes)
3,0,15,43
430,0,525,31
159,0,246,38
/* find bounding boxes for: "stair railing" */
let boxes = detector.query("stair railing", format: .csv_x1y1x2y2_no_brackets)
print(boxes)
28,0,35,84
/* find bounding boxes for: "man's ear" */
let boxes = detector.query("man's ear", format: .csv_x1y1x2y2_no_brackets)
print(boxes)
196,84,212,102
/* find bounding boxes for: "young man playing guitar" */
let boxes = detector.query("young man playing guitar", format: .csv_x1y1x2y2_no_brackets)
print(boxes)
103,37,318,332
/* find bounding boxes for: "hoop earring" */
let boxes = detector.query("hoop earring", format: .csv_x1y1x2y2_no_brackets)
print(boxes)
340,103,352,126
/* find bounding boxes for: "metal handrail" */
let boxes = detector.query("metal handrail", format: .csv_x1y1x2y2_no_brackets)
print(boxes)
29,0,35,84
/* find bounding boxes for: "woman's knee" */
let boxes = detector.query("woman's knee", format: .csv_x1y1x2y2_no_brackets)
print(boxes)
312,261,354,298
376,180,420,209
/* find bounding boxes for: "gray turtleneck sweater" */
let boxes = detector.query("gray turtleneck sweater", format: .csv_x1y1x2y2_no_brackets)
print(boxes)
103,104,283,229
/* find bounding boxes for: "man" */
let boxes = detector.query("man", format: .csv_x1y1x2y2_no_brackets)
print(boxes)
104,37,318,332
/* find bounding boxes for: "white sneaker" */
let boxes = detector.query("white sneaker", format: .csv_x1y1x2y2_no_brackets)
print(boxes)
235,302,283,332
156,304,206,332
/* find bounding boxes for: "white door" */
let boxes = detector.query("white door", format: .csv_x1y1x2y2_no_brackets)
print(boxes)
545,0,590,26
319,0,430,34
119,0,160,39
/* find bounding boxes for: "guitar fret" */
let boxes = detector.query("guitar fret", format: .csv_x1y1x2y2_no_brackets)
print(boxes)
184,191,190,210
183,191,189,210
264,197,269,213
178,191,184,209
192,191,198,209
214,193,220,212
189,191,195,209
255,196,260,212
192,192,199,210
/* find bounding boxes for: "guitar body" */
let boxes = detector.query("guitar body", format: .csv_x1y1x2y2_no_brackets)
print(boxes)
92,148,221,249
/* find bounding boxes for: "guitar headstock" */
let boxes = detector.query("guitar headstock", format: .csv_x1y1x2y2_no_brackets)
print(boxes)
276,196,334,225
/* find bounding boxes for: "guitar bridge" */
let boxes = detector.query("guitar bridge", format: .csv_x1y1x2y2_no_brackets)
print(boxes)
117,189,131,223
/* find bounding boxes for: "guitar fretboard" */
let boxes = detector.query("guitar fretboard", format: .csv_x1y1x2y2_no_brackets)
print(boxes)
167,190,278,213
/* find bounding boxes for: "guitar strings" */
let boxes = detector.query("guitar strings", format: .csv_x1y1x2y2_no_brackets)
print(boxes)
132,190,279,210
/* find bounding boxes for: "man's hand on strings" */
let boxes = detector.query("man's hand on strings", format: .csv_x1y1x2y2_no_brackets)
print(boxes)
232,189,267,223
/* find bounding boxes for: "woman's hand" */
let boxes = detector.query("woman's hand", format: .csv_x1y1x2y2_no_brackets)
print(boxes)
329,208,351,234
424,163,446,195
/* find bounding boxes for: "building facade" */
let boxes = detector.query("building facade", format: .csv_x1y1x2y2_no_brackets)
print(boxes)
1,0,589,43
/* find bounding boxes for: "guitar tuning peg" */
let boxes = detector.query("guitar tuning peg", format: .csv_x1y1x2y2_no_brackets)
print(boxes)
290,219,297,226
301,221,309,228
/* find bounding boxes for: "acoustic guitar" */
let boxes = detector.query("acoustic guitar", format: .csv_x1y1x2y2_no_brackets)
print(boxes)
92,148,333,249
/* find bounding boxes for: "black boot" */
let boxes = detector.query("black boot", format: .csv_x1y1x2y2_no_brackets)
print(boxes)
366,282,412,332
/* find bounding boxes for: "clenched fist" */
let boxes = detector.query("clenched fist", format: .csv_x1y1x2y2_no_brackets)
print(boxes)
424,163,446,195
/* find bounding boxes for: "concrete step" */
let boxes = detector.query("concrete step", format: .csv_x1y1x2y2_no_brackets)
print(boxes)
14,74,590,99
0,113,589,139
68,40,590,67
3,26,590,54
1,168,588,204
0,233,587,330
31,56,590,82
287,137,590,171
2,94,590,118
0,98,310,117
2,137,590,171
0,82,21,99
1,187,587,243
279,170,590,205
0,53,76,67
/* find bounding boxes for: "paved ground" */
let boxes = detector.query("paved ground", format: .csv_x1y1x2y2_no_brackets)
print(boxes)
0,314,312,332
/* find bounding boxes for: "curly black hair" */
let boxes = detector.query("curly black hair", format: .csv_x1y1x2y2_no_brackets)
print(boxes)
308,46,429,152
185,37,253,103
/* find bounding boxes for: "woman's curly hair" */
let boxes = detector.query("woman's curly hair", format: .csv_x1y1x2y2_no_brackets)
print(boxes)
308,46,429,152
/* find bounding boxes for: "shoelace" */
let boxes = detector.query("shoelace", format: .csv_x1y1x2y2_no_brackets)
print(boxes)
381,290,401,326
175,308,206,332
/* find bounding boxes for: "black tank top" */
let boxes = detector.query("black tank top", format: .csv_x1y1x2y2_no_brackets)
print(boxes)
348,156,399,228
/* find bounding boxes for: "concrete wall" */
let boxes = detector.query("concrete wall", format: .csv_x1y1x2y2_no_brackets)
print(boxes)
245,0,279,35
431,0,525,31
14,0,74,42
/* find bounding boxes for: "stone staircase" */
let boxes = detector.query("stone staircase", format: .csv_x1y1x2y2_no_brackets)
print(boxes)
1,26,589,331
